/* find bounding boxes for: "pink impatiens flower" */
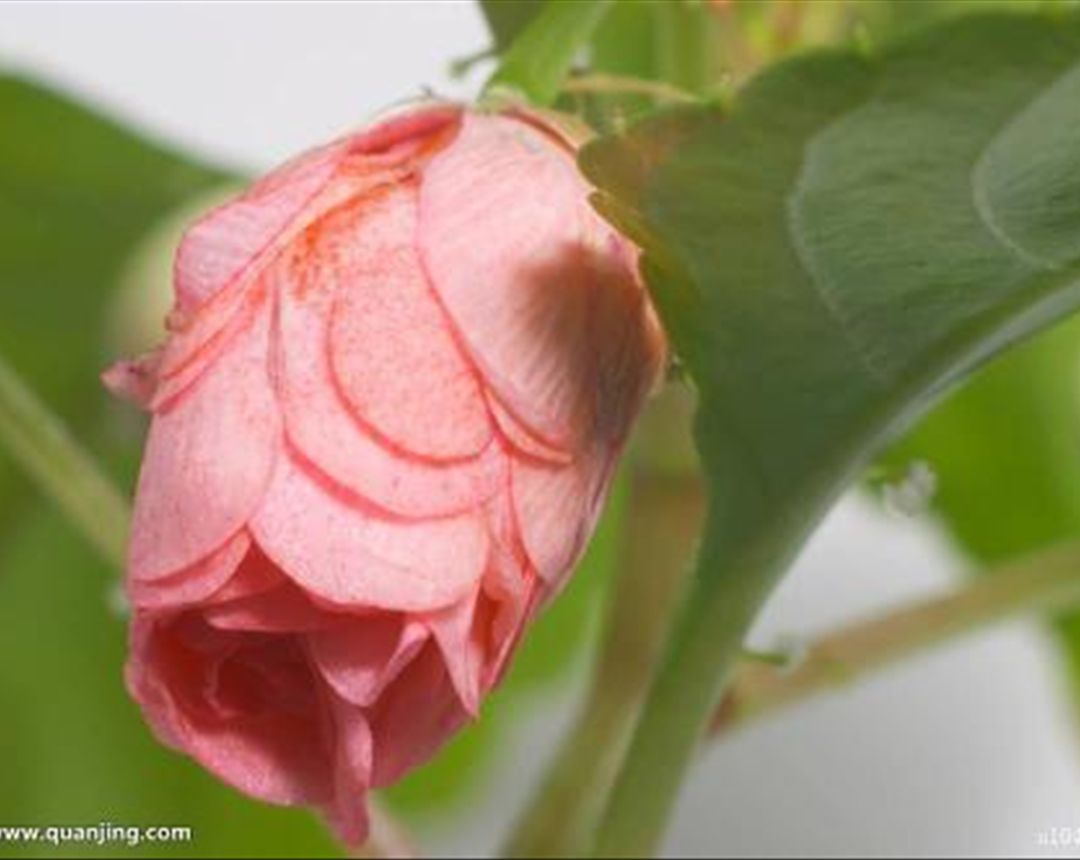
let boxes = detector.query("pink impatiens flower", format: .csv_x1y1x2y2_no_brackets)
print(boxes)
105,103,665,844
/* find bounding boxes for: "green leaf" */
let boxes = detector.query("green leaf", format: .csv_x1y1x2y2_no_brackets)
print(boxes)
485,0,613,105
580,10,1080,854
480,0,546,51
0,76,340,858
0,75,228,526
577,1,715,130
651,0,722,94
861,0,1080,718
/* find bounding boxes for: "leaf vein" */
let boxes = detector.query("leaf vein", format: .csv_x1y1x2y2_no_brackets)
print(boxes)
970,59,1080,274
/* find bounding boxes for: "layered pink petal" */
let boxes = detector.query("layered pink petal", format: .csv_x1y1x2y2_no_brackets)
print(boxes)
424,593,483,715
203,583,339,633
101,351,161,409
205,544,285,605
588,269,667,447
128,305,278,582
349,102,459,156
172,103,458,320
325,694,373,846
481,545,540,686
511,450,615,593
419,113,626,450
174,139,352,315
128,616,333,807
251,455,489,611
151,284,265,411
114,103,664,853
328,184,491,461
128,530,251,610
368,643,469,788
274,247,504,518
487,393,572,466
157,111,457,409
308,616,428,708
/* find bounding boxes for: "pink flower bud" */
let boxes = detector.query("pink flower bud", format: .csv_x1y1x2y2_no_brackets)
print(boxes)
106,103,665,843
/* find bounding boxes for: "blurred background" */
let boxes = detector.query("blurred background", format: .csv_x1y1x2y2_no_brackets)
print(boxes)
3,1,1080,857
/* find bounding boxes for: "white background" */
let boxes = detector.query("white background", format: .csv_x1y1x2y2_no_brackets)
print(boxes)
3,2,1080,856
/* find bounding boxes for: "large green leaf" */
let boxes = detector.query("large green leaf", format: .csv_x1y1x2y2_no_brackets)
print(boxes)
861,0,1080,722
580,10,1080,853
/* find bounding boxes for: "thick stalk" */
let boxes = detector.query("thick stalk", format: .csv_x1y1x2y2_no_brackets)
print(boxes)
504,470,705,857
589,499,794,857
0,352,128,567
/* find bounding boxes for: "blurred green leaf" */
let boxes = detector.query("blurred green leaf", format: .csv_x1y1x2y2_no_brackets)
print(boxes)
582,10,1080,852
0,75,228,524
480,0,545,51
883,316,1080,697
482,1,712,128
854,0,1080,43
652,0,722,95
578,1,683,130
485,0,612,105
0,74,341,858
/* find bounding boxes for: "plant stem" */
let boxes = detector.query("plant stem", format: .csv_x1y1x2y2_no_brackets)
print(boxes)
590,496,795,857
562,73,696,104
485,0,613,106
713,539,1080,737
653,0,720,95
0,352,128,568
503,470,705,857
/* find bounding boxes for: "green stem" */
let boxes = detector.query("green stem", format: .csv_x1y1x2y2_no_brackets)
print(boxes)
485,0,613,106
653,0,720,95
590,499,793,857
713,539,1080,737
504,471,705,857
0,352,128,567
562,73,696,104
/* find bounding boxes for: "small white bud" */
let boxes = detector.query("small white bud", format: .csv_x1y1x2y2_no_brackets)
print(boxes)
881,459,937,518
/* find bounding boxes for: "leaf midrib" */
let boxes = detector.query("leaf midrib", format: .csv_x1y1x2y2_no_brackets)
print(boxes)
785,37,1080,396
970,57,1080,274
